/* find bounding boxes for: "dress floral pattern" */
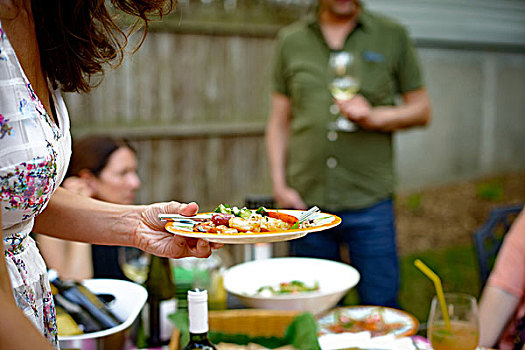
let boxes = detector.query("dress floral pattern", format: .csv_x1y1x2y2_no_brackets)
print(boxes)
0,20,71,349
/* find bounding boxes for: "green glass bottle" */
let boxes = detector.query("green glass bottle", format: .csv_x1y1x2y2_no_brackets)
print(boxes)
144,255,177,347
183,289,217,350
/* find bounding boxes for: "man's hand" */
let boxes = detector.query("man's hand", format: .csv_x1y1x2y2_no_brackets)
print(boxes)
336,89,432,132
273,186,308,210
336,94,382,130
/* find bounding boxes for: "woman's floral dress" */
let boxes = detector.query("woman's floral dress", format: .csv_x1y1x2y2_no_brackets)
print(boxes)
0,20,71,348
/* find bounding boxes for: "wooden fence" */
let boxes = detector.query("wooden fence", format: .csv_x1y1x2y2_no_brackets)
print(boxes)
65,30,277,211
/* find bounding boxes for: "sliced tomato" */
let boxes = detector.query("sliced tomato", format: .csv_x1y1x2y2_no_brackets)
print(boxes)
211,213,233,226
267,211,298,225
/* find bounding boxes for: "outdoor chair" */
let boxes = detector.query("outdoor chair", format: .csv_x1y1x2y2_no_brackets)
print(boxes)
473,204,523,289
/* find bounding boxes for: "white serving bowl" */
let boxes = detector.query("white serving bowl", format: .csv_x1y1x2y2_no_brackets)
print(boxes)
58,279,147,350
223,257,360,315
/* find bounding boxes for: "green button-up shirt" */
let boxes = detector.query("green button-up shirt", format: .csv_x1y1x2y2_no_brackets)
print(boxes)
272,9,424,211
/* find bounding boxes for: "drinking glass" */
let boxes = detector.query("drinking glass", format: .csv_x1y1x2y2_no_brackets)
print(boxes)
327,51,361,132
427,293,479,350
118,247,150,284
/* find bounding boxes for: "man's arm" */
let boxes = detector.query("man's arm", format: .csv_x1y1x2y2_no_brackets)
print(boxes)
265,92,307,209
0,215,54,349
337,88,432,132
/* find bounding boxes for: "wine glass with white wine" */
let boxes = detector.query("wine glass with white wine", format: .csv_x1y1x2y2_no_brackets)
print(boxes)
118,247,150,284
328,51,361,132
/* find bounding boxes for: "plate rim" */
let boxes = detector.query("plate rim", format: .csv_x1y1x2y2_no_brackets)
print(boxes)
164,209,342,244
316,305,420,338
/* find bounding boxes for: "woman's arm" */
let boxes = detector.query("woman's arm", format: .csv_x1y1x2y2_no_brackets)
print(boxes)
479,209,525,347
1,215,54,349
479,285,520,347
35,187,221,259
37,235,93,280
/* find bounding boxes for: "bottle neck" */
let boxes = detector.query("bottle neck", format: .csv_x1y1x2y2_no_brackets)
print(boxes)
188,298,209,334
188,332,210,341
145,256,176,300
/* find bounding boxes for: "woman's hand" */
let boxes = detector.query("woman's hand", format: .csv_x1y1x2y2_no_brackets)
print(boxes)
133,201,223,258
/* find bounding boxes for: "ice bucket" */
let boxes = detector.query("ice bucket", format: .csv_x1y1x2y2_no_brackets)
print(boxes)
59,279,147,350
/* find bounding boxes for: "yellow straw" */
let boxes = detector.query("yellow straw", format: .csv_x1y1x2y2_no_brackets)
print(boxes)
414,259,451,330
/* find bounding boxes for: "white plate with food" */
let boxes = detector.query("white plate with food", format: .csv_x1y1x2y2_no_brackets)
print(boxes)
162,204,341,244
317,305,419,338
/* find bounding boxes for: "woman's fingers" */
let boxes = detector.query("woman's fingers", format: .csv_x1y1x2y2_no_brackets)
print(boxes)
178,202,199,216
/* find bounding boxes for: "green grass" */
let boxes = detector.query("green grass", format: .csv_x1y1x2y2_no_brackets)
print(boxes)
476,180,504,201
399,244,481,323
343,244,481,324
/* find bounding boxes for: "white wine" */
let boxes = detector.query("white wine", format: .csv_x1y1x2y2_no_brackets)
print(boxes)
121,262,148,284
119,247,149,283
183,289,216,350
329,76,360,100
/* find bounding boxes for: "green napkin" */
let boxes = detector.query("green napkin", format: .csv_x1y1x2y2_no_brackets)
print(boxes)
169,311,190,346
283,313,322,350
169,311,321,350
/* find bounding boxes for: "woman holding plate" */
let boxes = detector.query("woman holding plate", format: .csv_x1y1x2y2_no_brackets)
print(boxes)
0,0,222,349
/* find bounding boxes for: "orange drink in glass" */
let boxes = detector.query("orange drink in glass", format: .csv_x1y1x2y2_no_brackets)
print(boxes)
428,293,479,350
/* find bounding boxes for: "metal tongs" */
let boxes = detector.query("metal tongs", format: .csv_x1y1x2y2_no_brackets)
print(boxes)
158,213,211,223
291,206,320,229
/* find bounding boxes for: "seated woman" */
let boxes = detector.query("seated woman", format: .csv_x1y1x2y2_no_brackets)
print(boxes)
478,207,525,350
38,136,141,280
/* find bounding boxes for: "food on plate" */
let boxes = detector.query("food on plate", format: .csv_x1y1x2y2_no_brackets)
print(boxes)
217,343,296,350
325,307,405,337
255,280,320,297
192,204,313,234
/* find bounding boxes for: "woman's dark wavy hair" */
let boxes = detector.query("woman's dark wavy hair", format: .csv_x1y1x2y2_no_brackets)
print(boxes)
30,0,175,93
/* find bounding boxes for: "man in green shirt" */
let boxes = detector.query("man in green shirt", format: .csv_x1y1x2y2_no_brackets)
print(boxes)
265,0,431,307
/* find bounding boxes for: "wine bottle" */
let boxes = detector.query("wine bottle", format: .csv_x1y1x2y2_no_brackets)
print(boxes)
183,289,216,350
144,255,177,347
48,270,122,330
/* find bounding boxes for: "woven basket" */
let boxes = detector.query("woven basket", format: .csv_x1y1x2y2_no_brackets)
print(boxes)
209,309,300,338
169,309,300,349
